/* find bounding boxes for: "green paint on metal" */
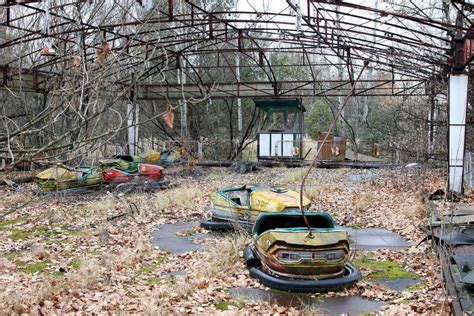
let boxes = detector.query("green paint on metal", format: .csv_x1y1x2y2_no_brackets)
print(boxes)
253,211,336,236
254,98,306,112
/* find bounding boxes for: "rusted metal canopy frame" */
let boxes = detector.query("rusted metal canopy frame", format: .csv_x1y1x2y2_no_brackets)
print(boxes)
0,0,470,99
120,19,446,87
136,78,427,100
309,0,469,31
0,8,451,78
4,29,444,85
1,4,452,73
126,6,451,85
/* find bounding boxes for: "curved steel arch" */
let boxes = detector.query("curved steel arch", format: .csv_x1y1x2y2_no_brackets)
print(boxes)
0,0,472,98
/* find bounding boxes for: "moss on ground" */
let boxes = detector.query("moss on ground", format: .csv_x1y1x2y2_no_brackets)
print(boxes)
5,222,82,241
62,230,82,236
1,251,21,260
137,265,155,275
9,229,32,240
34,226,62,237
354,257,418,280
52,271,65,279
214,301,232,311
68,257,81,269
181,228,198,236
0,218,27,229
146,277,162,286
18,260,51,274
406,282,425,292
136,257,167,275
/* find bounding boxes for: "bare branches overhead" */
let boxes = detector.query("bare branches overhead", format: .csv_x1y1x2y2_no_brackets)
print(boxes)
0,0,473,99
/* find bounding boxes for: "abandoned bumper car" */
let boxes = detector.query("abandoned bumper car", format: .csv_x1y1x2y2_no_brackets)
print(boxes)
35,155,165,192
244,212,361,292
200,185,311,231
35,165,102,192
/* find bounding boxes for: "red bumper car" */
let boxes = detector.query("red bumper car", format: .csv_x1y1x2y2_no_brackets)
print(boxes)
102,163,164,183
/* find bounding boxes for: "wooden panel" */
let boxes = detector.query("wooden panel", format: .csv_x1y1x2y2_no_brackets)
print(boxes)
317,134,346,161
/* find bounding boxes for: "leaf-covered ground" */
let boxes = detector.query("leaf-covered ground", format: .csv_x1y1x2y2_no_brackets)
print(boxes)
0,166,458,314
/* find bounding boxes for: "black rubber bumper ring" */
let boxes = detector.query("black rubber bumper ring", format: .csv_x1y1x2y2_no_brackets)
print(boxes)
244,245,361,292
200,218,235,231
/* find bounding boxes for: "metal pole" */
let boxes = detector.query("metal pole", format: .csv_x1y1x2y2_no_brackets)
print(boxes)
178,67,188,140
448,73,468,194
236,53,242,134
127,75,138,156
428,92,436,161
336,5,345,137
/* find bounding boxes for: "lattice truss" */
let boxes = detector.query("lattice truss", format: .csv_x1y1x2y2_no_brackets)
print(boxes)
0,0,473,100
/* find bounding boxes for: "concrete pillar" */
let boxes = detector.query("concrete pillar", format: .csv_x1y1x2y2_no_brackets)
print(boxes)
448,73,468,194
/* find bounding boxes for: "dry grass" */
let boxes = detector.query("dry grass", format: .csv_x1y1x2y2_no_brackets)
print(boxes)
353,191,374,213
202,231,251,275
3,233,157,313
86,195,120,214
401,192,427,220
282,168,306,184
205,168,226,180
0,167,449,314
153,186,204,211
142,294,164,315
304,184,339,201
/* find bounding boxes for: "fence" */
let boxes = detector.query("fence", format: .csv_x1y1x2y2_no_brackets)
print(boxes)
71,137,395,165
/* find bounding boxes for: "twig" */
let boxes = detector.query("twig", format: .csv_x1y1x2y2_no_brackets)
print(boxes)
299,60,370,235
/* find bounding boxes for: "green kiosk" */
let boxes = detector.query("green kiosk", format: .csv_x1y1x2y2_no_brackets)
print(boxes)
254,98,306,161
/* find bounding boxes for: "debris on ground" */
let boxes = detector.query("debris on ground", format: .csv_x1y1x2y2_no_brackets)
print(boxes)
0,166,455,314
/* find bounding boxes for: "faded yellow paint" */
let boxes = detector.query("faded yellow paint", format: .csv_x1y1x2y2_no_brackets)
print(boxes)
250,190,310,213
255,229,349,278
256,230,348,253
144,151,161,163
209,186,311,224
210,192,247,219
35,166,101,191
36,166,77,181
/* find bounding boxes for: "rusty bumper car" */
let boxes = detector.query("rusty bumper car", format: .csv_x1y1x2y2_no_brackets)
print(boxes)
102,163,164,184
244,212,361,292
200,185,311,231
35,165,102,192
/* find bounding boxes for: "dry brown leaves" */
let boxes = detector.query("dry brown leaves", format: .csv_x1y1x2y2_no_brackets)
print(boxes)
0,166,457,314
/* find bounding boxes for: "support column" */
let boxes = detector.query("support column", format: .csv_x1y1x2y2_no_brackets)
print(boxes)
448,73,468,194
127,76,138,156
236,53,242,134
427,91,438,161
127,103,138,156
178,68,188,139
336,5,345,137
